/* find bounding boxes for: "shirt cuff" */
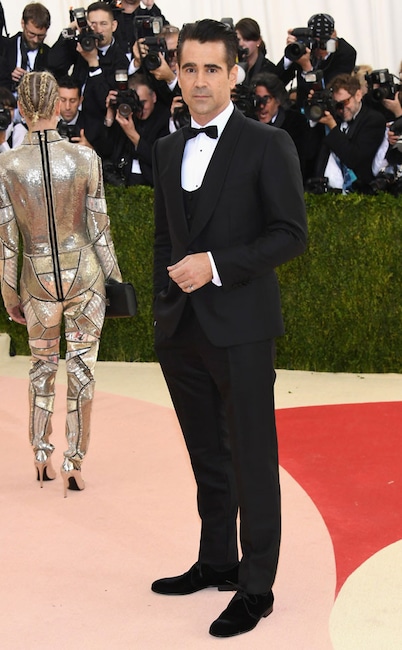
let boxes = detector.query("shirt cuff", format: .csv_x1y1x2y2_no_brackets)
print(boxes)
88,67,102,77
207,251,222,287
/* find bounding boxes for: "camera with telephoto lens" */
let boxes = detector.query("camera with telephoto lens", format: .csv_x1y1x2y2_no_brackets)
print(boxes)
285,28,317,62
113,70,143,118
133,16,167,71
365,69,401,102
303,70,336,121
0,103,11,131
62,7,104,52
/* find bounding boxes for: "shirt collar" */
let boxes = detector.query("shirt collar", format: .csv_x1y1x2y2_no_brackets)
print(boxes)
190,101,234,139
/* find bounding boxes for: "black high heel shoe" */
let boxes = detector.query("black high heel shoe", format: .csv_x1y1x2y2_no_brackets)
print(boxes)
34,451,56,487
61,459,85,498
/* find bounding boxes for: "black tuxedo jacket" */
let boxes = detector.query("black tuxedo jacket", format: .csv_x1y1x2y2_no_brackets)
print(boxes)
0,33,50,89
314,103,386,184
153,108,307,348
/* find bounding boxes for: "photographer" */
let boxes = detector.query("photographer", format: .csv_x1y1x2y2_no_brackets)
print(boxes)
234,18,277,87
308,73,386,193
277,14,356,107
249,73,310,179
57,76,92,148
370,90,402,195
0,87,27,152
101,73,169,186
128,21,180,107
48,2,128,151
0,2,51,92
364,69,401,122
114,0,169,60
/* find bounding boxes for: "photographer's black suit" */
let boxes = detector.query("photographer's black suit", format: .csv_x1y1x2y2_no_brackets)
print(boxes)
314,103,386,186
277,38,356,105
100,100,170,186
0,33,50,90
48,36,128,151
153,107,307,593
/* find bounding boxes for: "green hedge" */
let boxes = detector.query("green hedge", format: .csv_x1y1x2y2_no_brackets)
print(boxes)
1,187,402,372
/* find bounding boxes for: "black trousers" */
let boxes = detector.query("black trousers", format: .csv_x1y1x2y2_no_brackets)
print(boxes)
155,301,281,594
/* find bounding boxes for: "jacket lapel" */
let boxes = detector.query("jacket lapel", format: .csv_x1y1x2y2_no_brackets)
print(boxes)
188,109,246,241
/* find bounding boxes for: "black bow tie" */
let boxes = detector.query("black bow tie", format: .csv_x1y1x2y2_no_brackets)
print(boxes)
183,125,218,141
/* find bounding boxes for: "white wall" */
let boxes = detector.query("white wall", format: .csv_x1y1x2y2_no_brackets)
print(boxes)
3,0,402,76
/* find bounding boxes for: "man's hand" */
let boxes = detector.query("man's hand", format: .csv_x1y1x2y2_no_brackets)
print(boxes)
319,111,337,130
76,42,99,67
150,54,176,83
132,38,148,68
115,111,140,146
383,92,402,119
70,129,93,148
7,303,26,325
11,66,25,84
167,253,213,293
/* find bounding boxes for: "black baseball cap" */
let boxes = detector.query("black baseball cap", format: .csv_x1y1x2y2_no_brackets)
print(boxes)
308,13,335,38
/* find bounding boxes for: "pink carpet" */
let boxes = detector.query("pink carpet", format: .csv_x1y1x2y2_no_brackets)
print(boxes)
1,372,400,648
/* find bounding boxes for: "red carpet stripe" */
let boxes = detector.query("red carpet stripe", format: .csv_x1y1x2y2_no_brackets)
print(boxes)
277,402,402,594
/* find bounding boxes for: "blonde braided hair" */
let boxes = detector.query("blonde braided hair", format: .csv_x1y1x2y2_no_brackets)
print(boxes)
17,71,59,128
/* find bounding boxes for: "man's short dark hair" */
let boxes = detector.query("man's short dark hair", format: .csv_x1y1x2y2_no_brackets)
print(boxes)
251,73,290,109
330,73,361,96
22,2,51,30
0,86,17,108
128,73,153,92
87,2,115,20
57,76,82,94
177,19,238,71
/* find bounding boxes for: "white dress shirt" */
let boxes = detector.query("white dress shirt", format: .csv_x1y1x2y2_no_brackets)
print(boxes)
181,101,234,285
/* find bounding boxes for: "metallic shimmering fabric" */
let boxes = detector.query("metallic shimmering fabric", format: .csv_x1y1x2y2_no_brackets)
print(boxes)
0,129,122,468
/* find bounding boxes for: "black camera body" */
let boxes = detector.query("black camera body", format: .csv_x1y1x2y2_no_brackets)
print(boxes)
62,25,104,52
365,69,401,102
231,85,254,117
57,120,79,141
285,28,316,62
143,36,167,71
63,7,104,52
114,70,143,118
133,16,166,71
303,70,335,121
0,103,11,131
116,89,143,118
79,26,104,52
305,89,335,121
172,98,190,130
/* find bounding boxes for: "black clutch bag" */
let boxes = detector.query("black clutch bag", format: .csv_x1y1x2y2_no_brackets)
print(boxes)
105,281,137,318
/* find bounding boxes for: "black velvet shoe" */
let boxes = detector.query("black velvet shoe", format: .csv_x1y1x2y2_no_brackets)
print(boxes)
151,562,239,595
209,590,274,637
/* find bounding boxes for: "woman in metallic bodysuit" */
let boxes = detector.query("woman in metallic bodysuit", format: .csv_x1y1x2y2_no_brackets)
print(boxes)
0,71,122,496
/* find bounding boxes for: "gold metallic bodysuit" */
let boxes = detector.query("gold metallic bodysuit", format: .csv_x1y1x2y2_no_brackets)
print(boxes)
0,130,122,470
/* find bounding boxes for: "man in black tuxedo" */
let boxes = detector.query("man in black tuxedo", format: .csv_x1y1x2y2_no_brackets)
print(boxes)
57,76,92,148
311,73,386,191
0,2,51,92
151,19,307,638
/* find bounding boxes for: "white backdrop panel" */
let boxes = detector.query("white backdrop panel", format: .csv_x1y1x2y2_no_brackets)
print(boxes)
3,1,402,76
